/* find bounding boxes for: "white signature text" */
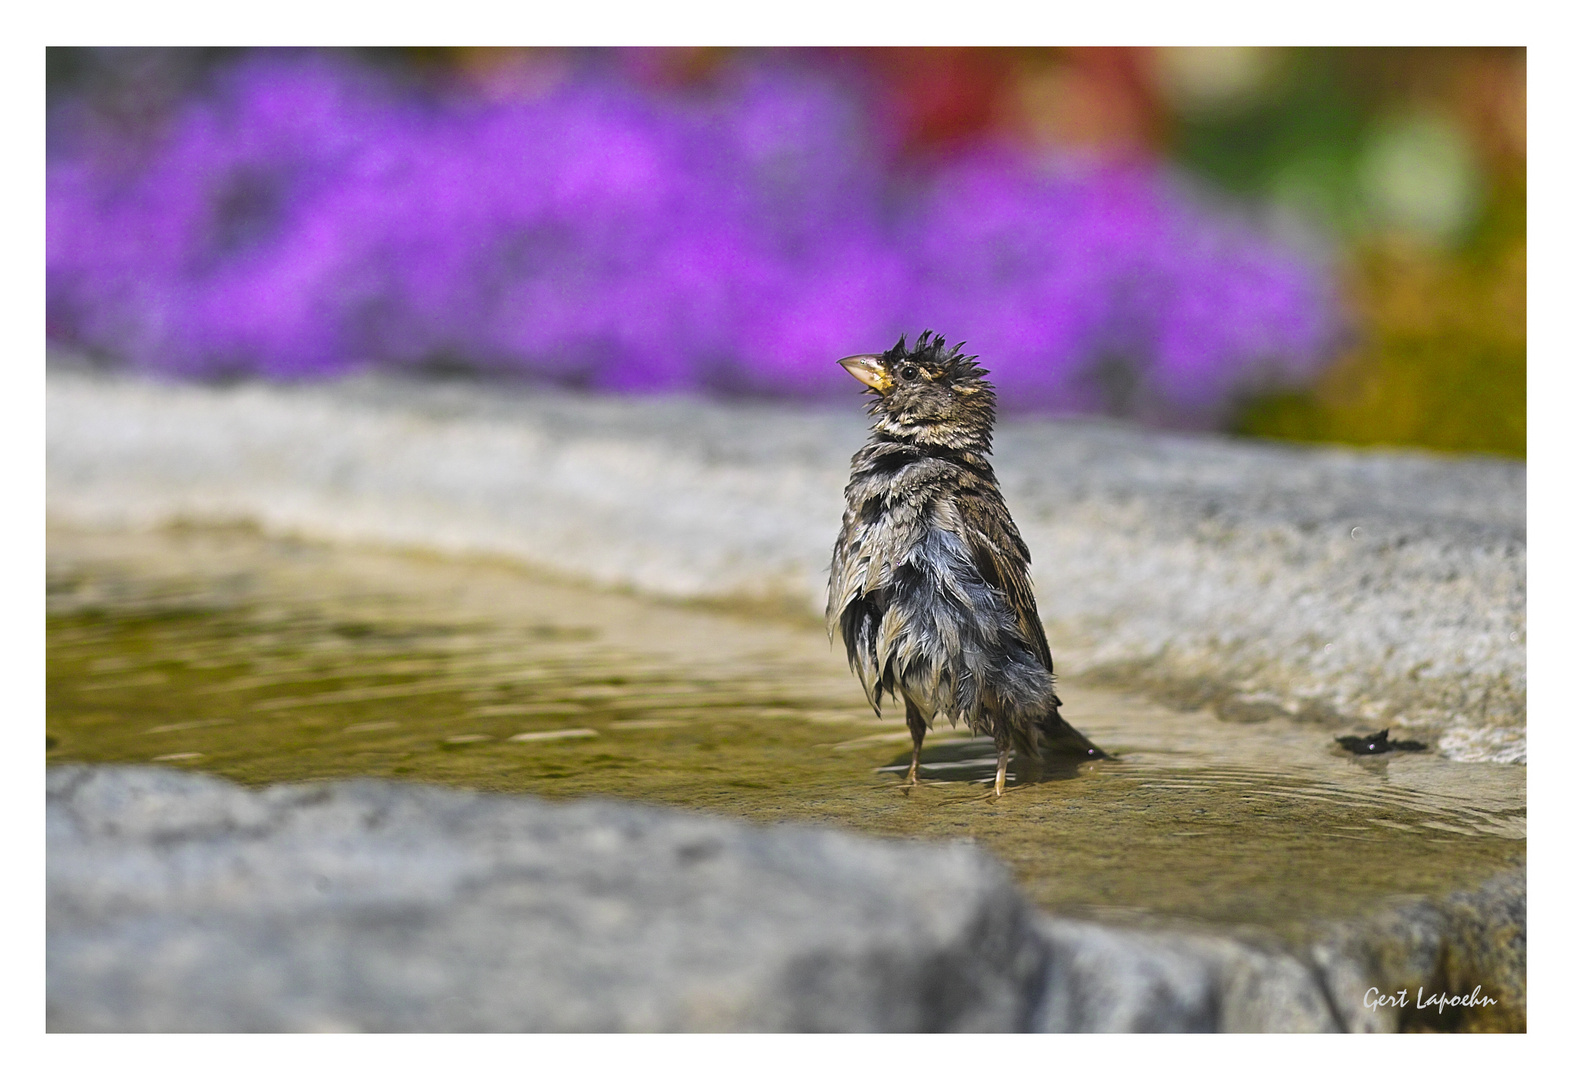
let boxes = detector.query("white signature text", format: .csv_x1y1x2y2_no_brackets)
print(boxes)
1364,985,1498,1015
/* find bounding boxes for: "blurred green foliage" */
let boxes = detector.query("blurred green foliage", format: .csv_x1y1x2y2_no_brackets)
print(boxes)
1234,187,1524,457
1171,48,1526,458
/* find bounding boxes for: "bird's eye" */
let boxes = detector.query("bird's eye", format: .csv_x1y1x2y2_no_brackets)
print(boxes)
899,364,919,381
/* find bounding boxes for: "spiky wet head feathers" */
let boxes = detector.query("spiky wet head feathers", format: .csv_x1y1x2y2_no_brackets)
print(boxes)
837,331,996,452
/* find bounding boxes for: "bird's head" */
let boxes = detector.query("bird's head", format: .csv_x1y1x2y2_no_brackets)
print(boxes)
838,331,996,451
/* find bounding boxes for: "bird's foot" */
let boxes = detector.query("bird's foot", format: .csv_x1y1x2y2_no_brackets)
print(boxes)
990,755,1009,800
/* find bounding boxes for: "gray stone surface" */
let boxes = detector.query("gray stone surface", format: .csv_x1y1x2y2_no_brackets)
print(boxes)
47,765,1044,1032
45,366,1525,762
47,765,1523,1033
1033,920,1340,1033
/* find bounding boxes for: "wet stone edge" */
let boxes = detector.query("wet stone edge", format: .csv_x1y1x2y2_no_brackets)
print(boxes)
45,765,1525,1033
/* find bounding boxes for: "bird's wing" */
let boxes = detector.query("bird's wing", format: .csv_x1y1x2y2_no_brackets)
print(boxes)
956,490,1054,674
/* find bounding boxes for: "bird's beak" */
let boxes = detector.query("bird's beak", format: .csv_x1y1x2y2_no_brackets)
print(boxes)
838,354,891,393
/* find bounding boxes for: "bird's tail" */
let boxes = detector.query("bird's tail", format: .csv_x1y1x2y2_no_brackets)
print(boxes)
1018,704,1107,762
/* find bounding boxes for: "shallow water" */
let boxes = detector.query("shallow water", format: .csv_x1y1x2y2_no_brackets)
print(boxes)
46,525,1524,939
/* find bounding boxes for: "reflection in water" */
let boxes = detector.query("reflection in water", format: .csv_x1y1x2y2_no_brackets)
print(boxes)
47,525,1524,938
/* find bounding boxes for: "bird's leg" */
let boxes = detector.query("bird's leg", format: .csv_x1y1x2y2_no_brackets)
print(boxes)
902,700,926,791
990,731,1010,799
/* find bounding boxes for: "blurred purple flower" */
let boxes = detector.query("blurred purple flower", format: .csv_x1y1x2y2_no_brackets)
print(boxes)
47,50,1340,422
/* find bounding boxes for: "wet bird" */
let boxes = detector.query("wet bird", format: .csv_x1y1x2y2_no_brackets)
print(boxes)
828,331,1105,798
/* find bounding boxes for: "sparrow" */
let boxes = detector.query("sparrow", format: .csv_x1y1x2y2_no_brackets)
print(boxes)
828,331,1105,798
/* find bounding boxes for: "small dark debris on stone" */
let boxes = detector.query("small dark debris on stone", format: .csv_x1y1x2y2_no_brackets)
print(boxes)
1336,729,1427,755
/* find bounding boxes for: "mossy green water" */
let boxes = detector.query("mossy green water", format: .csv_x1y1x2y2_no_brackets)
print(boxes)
47,525,1524,938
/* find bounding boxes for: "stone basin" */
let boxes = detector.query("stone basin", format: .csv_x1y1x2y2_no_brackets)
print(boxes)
45,367,1527,1031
